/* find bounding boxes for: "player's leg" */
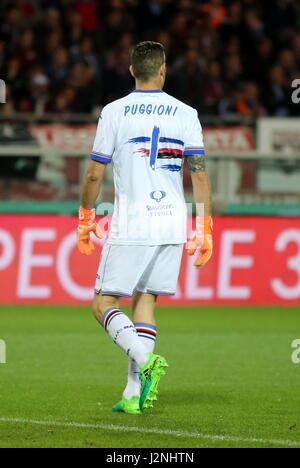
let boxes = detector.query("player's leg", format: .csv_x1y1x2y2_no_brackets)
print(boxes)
94,244,168,413
132,292,157,325
93,245,153,368
96,289,167,414
92,293,149,368
92,293,121,322
122,293,158,401
135,245,184,409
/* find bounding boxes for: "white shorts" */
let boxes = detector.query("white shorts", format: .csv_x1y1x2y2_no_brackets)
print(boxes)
95,244,184,297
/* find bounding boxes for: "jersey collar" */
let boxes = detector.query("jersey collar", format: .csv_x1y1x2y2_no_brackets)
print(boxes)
132,89,164,93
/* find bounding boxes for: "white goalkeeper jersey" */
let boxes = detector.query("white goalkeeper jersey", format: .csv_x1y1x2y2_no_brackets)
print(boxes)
90,89,205,245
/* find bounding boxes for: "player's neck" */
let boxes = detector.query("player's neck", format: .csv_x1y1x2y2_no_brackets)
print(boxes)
135,79,163,92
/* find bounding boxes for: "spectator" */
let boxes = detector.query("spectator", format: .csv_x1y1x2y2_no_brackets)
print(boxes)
4,58,25,110
242,82,266,117
48,46,70,85
14,29,37,70
263,65,290,116
219,2,243,42
67,62,96,112
223,53,244,89
277,48,296,82
136,0,173,35
246,38,274,84
219,81,266,119
103,47,133,104
103,8,128,50
171,47,205,108
292,34,300,69
71,35,100,77
40,7,62,36
263,0,295,44
30,68,50,115
38,29,63,72
219,87,245,119
50,87,75,114
243,10,265,42
202,61,224,113
75,0,99,33
0,6,24,47
191,11,219,61
198,0,227,29
0,0,299,117
67,11,84,49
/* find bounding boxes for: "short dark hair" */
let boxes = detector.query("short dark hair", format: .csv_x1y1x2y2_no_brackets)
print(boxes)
131,41,165,82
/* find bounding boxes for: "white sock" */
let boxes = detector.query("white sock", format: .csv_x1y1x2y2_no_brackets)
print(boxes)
101,308,149,368
123,323,157,399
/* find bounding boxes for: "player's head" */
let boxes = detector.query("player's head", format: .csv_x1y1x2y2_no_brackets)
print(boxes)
130,41,166,88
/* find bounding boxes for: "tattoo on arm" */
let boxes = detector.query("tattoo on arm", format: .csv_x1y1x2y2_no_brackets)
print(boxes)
187,154,206,172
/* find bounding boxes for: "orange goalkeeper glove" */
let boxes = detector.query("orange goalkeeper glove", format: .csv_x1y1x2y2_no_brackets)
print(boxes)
77,206,104,256
188,216,213,268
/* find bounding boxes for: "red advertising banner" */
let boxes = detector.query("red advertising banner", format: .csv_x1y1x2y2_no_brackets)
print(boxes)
30,124,96,152
0,215,299,305
204,126,255,153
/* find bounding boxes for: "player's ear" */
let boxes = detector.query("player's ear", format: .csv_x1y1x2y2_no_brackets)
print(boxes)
129,65,135,78
160,63,166,77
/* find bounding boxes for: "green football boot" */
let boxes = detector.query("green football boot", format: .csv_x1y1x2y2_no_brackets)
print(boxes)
112,395,141,415
139,352,168,411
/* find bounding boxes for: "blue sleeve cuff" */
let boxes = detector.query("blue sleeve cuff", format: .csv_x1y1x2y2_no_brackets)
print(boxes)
90,151,112,164
183,147,206,157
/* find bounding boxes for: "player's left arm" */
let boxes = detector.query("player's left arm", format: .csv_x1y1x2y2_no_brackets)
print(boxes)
188,154,212,217
187,154,213,268
184,111,213,268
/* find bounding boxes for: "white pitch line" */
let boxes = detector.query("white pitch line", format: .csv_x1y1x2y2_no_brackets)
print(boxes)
0,417,299,447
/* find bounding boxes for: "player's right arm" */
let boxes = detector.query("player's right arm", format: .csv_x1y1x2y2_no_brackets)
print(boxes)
184,112,213,268
78,106,115,256
81,160,107,210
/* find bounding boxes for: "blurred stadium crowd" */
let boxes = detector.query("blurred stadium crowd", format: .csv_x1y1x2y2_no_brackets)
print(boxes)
0,0,300,118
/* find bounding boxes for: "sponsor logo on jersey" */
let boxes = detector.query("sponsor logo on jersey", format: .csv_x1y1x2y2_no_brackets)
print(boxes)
150,191,167,203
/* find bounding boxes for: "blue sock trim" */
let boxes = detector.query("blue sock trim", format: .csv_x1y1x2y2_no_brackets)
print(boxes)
101,307,121,329
134,322,157,331
137,334,156,342
107,313,123,328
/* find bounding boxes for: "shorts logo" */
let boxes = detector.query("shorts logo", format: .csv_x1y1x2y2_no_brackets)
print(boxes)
150,191,167,203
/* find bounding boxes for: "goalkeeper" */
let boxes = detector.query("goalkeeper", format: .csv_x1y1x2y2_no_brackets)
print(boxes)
78,41,213,415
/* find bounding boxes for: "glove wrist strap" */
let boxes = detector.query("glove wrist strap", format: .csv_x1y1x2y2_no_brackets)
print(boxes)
79,206,96,226
196,216,213,235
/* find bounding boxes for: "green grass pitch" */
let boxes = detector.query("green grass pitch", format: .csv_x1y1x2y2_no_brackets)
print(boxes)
0,305,299,448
